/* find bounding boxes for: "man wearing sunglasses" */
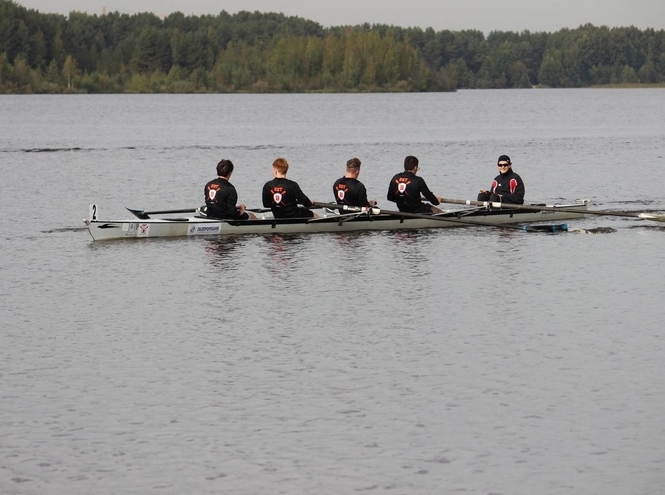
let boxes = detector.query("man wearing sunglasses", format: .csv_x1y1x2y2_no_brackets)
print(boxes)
477,154,525,204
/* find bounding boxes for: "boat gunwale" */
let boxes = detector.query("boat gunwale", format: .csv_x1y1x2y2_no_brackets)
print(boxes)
92,202,588,226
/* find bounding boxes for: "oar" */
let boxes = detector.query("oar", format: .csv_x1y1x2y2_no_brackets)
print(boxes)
126,207,199,219
127,206,271,219
439,198,665,222
312,202,567,232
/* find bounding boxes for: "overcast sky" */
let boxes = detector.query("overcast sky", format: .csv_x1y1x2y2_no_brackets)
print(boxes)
13,0,665,34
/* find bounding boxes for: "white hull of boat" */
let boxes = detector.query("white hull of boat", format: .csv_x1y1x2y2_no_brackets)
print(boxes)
85,201,589,241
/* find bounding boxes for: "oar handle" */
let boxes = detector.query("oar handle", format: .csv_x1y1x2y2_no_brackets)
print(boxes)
312,202,379,214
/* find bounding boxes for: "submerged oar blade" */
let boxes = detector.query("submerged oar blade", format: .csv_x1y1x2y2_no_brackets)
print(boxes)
523,223,568,233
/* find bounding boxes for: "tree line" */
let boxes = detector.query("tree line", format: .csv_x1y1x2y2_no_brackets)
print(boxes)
1,0,664,93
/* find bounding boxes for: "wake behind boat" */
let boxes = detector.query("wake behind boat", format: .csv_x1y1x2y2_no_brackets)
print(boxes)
84,200,590,241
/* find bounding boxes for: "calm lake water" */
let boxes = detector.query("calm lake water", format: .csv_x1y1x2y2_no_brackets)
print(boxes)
1,90,665,495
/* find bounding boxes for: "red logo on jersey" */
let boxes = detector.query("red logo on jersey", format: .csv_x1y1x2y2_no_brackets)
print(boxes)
335,184,349,201
207,183,221,201
509,178,518,194
271,186,286,206
396,177,411,195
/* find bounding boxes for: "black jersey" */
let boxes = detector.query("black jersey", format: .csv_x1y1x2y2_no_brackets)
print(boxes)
487,169,525,204
386,171,439,213
262,177,314,218
332,176,370,208
204,177,243,219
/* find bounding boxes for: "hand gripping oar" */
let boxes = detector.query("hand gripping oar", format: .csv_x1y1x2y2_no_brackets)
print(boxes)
312,202,567,232
439,198,665,222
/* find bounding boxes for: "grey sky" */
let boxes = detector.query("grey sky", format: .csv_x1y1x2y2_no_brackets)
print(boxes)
14,0,665,34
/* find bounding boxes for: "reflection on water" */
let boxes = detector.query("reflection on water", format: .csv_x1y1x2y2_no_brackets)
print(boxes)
204,236,246,269
263,233,301,274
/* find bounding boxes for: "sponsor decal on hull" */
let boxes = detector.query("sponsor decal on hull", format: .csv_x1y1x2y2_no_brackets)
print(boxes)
188,224,222,236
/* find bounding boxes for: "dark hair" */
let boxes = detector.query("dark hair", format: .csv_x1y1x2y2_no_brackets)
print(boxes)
404,155,419,171
217,159,234,177
346,157,361,171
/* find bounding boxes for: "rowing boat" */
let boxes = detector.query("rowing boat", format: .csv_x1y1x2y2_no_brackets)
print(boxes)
85,202,589,241
84,200,589,241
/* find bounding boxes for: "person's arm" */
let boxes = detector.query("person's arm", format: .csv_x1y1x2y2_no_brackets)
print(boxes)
419,178,440,205
387,178,396,202
500,177,525,204
295,183,313,208
262,183,272,208
358,183,370,207
225,186,243,219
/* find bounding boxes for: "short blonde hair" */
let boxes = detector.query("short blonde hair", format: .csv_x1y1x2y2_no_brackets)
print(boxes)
272,157,289,174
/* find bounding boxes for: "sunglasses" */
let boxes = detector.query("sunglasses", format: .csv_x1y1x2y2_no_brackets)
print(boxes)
498,163,511,167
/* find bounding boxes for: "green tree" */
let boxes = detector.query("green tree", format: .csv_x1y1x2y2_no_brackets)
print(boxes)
322,34,344,87
63,54,77,90
51,27,66,66
132,26,170,73
342,29,362,88
30,29,47,69
11,54,32,90
508,61,531,88
381,31,401,86
538,51,563,87
0,51,11,88
620,65,638,83
44,58,60,83
638,57,657,83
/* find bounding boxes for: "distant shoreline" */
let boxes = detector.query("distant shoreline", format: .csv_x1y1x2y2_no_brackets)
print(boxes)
4,85,665,95
3,4,665,94
590,83,665,89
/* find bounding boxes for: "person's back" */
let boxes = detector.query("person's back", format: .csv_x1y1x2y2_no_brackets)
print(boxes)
333,157,376,210
262,157,314,218
204,159,254,219
477,154,525,205
387,155,442,214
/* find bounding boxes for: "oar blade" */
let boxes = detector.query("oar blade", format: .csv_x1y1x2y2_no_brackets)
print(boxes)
126,207,151,219
126,207,200,219
523,223,568,233
639,213,665,222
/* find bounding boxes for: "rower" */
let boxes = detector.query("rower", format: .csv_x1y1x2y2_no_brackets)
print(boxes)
204,159,256,220
477,154,525,205
387,155,443,213
262,158,317,218
332,158,377,212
